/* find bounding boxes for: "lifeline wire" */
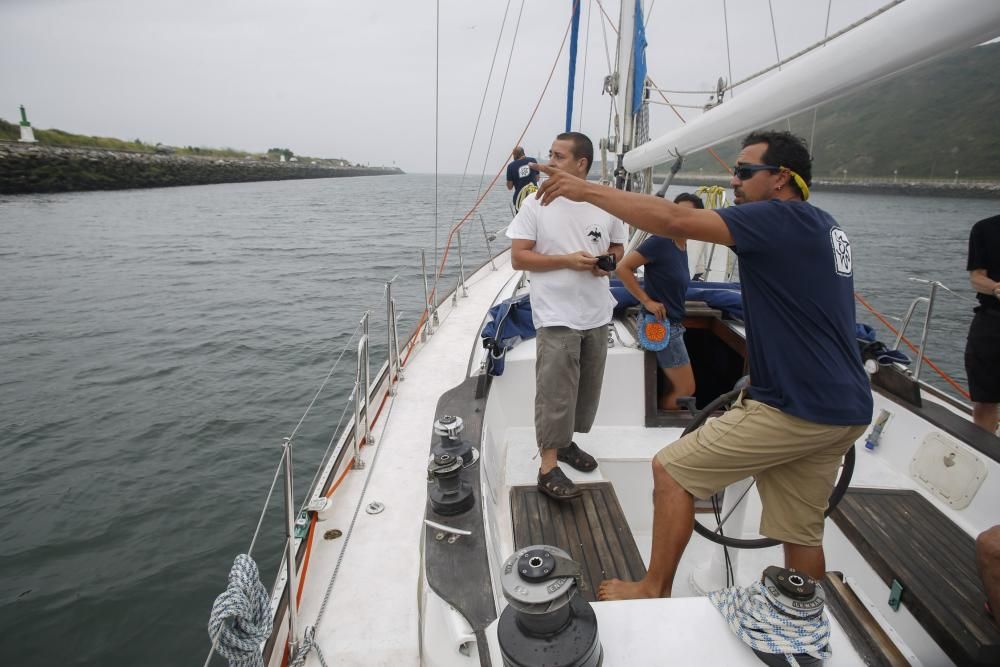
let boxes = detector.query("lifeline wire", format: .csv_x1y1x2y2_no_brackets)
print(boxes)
204,318,365,667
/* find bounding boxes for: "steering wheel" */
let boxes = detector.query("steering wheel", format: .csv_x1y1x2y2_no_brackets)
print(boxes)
683,388,856,549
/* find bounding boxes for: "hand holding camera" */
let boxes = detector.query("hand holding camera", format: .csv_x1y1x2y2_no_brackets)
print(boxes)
595,254,617,272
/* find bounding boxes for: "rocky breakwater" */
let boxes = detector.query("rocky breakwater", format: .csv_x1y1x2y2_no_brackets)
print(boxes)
0,142,403,194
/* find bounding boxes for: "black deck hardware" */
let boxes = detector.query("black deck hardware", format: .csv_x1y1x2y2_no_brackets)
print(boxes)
831,488,1000,665
511,482,646,602
423,376,495,666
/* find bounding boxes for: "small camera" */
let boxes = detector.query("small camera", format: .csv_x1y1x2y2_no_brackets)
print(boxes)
595,254,617,272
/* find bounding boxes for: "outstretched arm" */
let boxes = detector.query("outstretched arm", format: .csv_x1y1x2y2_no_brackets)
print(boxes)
532,163,734,246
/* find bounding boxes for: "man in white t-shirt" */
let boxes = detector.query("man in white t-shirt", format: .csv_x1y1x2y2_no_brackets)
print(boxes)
505,132,627,500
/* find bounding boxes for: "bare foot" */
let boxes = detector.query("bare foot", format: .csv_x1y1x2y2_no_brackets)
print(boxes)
598,578,662,600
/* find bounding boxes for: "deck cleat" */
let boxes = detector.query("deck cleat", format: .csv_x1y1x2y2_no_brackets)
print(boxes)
497,545,602,667
426,452,474,516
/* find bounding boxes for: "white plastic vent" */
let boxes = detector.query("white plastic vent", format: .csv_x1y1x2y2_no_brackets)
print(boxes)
909,431,987,509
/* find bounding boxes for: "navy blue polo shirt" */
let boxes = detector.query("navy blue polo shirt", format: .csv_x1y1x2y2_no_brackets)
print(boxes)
506,157,538,202
717,200,872,425
636,235,689,325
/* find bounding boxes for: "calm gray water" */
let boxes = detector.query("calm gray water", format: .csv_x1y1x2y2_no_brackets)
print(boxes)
0,175,994,665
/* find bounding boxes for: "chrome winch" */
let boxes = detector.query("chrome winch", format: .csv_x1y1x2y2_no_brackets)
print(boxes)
426,451,473,516
496,545,602,667
432,414,477,466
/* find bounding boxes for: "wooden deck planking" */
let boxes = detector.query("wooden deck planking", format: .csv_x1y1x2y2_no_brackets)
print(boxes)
511,482,647,602
831,488,1000,665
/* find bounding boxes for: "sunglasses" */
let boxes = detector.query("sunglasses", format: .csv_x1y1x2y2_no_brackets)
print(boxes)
733,163,781,180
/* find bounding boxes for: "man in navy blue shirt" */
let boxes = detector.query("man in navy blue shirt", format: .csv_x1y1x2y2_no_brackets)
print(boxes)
506,146,539,211
533,130,873,599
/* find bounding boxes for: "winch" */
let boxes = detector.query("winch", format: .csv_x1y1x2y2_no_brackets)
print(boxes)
426,451,473,516
496,545,602,667
752,566,827,667
432,415,477,466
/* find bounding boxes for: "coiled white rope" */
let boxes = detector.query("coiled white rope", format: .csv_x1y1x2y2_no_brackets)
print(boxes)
207,554,274,667
708,580,831,666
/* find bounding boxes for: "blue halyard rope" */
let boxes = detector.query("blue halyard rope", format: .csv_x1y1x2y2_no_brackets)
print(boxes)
708,580,832,666
207,555,273,667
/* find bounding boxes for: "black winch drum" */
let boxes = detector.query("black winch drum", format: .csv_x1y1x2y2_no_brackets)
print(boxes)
496,545,602,667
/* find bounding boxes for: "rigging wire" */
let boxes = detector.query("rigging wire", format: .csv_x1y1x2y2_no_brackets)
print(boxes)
723,0,904,94
808,0,834,156
722,0,734,99
596,0,731,174
415,0,581,328
448,1,513,229
577,0,593,132
765,0,793,133
475,0,527,202
434,0,440,292
595,0,617,151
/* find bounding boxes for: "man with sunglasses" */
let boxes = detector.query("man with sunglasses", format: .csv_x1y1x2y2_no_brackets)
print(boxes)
531,130,872,600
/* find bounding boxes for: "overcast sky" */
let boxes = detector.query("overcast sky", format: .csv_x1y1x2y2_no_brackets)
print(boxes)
3,0,902,174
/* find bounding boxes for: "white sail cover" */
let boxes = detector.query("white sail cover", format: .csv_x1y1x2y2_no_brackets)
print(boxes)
623,0,1000,171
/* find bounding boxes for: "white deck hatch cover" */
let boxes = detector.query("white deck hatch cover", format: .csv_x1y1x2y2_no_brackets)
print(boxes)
909,431,987,509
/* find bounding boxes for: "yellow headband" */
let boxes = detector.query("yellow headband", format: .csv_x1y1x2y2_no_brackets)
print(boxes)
781,167,810,200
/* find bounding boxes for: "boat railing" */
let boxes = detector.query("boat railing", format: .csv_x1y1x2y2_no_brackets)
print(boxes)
386,277,403,394
892,278,940,381
352,311,373,469
204,218,507,665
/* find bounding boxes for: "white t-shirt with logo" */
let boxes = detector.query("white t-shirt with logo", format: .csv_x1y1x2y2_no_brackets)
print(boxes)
506,195,628,330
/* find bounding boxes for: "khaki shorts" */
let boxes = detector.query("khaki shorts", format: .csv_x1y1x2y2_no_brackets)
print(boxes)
535,325,608,449
655,393,865,546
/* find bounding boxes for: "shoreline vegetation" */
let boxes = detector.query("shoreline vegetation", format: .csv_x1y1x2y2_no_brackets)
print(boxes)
0,120,401,194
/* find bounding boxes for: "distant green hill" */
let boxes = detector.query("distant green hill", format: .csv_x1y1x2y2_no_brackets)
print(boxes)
664,42,1000,180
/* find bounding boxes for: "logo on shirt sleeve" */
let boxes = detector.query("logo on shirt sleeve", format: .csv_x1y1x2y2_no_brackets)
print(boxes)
830,227,852,276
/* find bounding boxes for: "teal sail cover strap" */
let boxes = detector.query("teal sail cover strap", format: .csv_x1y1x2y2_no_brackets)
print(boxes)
565,0,581,131
632,0,647,115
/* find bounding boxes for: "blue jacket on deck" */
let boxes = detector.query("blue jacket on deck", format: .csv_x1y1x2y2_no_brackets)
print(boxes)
481,294,535,376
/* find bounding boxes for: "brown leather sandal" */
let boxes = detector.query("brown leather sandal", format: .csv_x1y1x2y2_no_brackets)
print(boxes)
556,442,598,472
538,467,581,500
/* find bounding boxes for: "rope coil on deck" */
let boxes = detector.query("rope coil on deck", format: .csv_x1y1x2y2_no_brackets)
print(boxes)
708,580,831,666
207,554,273,667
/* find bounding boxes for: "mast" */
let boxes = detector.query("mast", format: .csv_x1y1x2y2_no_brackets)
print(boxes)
623,0,1000,172
611,0,637,189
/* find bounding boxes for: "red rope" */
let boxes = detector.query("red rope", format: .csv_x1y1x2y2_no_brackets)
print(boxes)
854,292,971,400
